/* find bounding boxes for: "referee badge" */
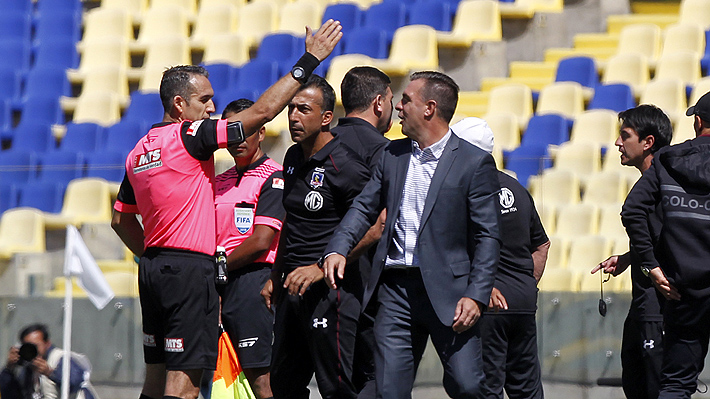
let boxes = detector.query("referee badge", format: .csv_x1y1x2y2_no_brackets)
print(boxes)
234,204,254,234
310,167,325,189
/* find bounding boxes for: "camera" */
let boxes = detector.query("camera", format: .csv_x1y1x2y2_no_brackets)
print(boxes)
18,342,38,365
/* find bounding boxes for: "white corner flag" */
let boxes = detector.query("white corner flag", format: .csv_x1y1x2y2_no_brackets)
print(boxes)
64,225,114,310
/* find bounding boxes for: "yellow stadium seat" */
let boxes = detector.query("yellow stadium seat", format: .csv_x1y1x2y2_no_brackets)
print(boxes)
602,53,650,97
598,203,627,238
654,50,702,88
104,271,139,297
151,0,197,14
538,268,578,292
456,91,489,118
133,6,190,51
606,14,679,36
679,0,710,30
190,5,239,50
536,82,585,120
80,8,133,44
484,83,533,131
236,0,279,49
200,0,246,8
544,236,567,269
68,38,131,82
570,109,619,148
535,202,556,235
326,54,377,104
0,208,46,259
278,0,324,36
555,204,600,241
202,34,250,67
100,0,148,24
617,24,662,63
79,66,130,105
485,113,520,151
499,0,535,19
371,25,439,76
385,122,405,140
611,235,630,255
98,259,138,275
583,173,628,206
44,178,117,228
640,78,687,124
544,47,615,66
141,37,191,75
567,235,611,272
661,23,705,59
532,0,563,13
689,76,710,105
672,112,697,144
437,0,502,47
138,66,166,93
552,142,602,182
264,108,289,137
574,32,619,51
530,169,582,210
578,268,607,292
612,269,633,292
72,91,122,126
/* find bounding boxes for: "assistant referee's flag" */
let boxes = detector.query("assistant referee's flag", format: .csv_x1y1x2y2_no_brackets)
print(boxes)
64,225,114,310
212,328,256,399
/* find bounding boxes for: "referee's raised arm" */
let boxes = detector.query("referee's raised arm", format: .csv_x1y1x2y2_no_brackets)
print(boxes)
227,19,343,136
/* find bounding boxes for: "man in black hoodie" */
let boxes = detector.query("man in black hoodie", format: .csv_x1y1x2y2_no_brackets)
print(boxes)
622,91,710,398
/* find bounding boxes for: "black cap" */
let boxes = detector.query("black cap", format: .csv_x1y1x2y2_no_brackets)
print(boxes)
686,91,710,121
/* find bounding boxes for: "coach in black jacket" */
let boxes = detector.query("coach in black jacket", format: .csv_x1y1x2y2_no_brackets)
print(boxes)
322,71,501,399
622,91,710,398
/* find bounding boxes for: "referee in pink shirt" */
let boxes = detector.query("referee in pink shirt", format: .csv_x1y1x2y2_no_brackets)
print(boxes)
111,22,342,399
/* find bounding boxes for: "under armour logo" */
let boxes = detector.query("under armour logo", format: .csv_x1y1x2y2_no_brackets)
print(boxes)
287,166,295,174
313,318,328,328
643,340,655,349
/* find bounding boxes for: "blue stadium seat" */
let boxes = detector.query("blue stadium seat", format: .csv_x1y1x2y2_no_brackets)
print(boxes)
213,88,261,112
21,67,72,106
519,114,570,149
123,92,164,125
234,60,280,99
343,28,389,59
58,123,104,153
3,122,54,152
701,30,710,75
0,151,38,185
0,12,32,44
0,67,21,103
322,3,363,33
17,181,66,213
103,120,145,158
257,33,302,75
0,39,31,77
0,183,19,214
203,64,235,105
5,0,32,14
555,56,598,89
0,99,12,131
363,1,407,41
33,11,82,48
18,96,64,127
33,38,79,70
36,151,85,184
85,152,127,183
407,1,452,32
504,145,551,188
36,0,82,20
588,83,636,113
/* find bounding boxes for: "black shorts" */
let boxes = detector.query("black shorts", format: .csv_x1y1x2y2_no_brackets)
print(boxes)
220,263,274,369
139,248,219,370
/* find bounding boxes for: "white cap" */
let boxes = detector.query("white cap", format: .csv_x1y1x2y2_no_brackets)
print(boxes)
450,117,495,154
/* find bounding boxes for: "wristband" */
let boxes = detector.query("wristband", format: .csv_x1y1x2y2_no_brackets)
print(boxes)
291,52,320,83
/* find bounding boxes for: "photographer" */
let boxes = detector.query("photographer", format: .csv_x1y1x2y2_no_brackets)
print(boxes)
0,324,97,399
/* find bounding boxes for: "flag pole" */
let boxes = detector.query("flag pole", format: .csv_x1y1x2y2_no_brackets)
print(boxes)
61,226,73,399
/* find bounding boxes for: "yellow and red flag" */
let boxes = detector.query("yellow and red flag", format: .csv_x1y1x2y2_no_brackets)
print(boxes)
211,330,257,399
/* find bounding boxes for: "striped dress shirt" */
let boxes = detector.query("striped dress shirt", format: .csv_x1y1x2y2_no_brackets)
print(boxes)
385,130,451,268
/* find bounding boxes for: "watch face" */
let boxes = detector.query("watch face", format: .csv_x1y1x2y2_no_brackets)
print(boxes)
292,67,305,79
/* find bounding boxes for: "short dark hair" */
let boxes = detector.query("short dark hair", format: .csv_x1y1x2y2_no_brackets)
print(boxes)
618,104,673,153
19,324,49,342
341,66,391,114
299,74,335,113
159,65,210,114
410,71,459,123
221,98,254,118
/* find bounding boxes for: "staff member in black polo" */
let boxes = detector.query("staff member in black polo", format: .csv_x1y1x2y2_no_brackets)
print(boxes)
261,75,371,399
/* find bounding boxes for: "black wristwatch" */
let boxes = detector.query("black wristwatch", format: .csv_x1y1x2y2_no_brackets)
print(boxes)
291,65,306,82
316,256,325,269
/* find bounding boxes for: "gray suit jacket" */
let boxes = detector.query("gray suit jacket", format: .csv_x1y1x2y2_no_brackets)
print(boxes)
325,133,501,325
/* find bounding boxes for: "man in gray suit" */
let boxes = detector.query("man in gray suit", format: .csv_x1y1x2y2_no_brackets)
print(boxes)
322,71,501,399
